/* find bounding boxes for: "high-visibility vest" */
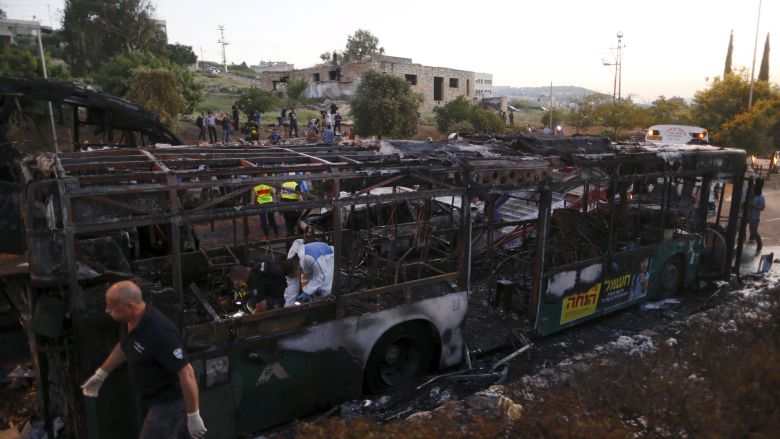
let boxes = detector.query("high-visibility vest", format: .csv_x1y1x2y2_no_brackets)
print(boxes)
254,184,273,204
280,181,298,200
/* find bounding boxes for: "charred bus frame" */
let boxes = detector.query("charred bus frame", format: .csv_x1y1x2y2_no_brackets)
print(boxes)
8,143,555,438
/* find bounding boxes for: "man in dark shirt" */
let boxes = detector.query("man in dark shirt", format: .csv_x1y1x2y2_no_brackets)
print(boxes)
230,256,286,313
81,281,206,439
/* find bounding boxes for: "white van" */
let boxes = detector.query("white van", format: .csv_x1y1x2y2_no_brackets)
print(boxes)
645,125,708,144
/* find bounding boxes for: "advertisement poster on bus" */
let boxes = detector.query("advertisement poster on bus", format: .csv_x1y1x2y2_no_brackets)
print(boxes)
553,256,653,326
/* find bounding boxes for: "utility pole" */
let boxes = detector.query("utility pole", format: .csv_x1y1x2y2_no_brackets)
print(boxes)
549,82,553,132
35,18,58,153
616,31,624,101
748,0,762,109
602,31,625,104
217,25,229,73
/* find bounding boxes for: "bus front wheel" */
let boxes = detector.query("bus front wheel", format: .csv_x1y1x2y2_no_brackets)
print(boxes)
364,323,434,394
658,256,684,298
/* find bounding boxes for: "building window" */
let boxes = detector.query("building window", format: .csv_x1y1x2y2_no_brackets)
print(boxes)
434,77,443,101
405,74,417,85
313,73,320,82
449,78,459,88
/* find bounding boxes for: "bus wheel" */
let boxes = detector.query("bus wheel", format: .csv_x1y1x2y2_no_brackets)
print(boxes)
364,323,434,394
658,256,683,298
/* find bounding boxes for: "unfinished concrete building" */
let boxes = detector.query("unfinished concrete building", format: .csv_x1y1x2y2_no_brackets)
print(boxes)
259,55,492,113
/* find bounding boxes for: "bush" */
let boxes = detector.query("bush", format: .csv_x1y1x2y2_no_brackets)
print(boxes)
235,87,278,120
287,78,308,100
350,70,420,138
94,52,202,113
127,68,185,127
433,96,505,134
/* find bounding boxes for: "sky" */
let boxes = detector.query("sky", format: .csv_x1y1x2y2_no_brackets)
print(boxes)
4,0,779,103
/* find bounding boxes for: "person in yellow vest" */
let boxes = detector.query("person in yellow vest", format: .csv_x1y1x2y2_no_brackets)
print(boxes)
280,180,301,237
253,183,279,239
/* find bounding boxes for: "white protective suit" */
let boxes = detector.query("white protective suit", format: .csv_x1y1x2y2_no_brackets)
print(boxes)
286,239,335,302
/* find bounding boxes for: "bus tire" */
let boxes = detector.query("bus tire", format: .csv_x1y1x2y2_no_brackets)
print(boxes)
658,255,684,298
364,322,434,394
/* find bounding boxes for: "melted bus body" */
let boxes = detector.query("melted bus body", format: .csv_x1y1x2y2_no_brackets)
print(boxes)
5,143,550,438
476,137,746,336
1,135,748,438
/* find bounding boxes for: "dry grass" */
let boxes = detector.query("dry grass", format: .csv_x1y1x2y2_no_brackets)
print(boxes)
288,288,780,438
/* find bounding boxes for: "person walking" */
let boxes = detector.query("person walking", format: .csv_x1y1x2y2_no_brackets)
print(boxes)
509,110,514,127
195,112,206,141
746,179,766,254
288,107,298,138
231,105,240,131
333,112,342,133
206,112,217,144
254,109,261,130
80,281,206,439
221,112,231,143
253,182,279,239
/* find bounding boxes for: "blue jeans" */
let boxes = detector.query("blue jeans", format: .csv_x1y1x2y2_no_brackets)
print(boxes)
222,128,229,142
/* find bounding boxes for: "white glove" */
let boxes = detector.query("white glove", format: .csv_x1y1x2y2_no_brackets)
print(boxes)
80,368,109,397
187,410,207,439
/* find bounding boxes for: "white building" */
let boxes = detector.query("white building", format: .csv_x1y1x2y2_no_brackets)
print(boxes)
474,72,494,100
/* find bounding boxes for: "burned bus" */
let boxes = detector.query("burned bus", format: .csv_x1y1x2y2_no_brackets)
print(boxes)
1,143,558,438
475,137,747,335
0,135,747,438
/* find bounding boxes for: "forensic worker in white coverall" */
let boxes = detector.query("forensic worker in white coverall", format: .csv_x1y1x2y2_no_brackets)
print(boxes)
285,239,334,303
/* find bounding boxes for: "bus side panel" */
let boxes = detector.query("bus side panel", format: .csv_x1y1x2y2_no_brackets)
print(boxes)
194,291,468,436
537,247,656,336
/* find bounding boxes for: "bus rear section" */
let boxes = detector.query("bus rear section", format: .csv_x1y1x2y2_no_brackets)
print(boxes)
646,125,709,144
475,137,745,337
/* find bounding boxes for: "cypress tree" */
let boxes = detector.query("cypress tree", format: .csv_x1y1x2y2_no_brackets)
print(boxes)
724,30,734,76
758,33,770,82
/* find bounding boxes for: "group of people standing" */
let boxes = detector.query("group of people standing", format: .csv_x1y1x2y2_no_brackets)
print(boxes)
195,111,232,143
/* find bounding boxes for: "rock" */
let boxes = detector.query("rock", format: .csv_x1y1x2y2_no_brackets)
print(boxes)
405,411,433,421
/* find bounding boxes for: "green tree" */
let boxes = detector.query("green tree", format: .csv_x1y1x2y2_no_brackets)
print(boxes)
433,96,471,132
648,96,692,125
286,78,308,99
540,108,567,129
716,97,780,155
0,46,70,80
342,29,384,62
127,67,185,127
690,70,780,153
724,30,734,76
350,70,420,137
235,87,278,119
93,51,202,113
758,33,770,82
432,96,505,134
0,8,6,19
690,70,775,136
165,43,197,66
595,99,650,139
565,93,609,134
61,0,167,75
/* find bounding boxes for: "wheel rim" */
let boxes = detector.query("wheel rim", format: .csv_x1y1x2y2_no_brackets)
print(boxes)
378,337,423,387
